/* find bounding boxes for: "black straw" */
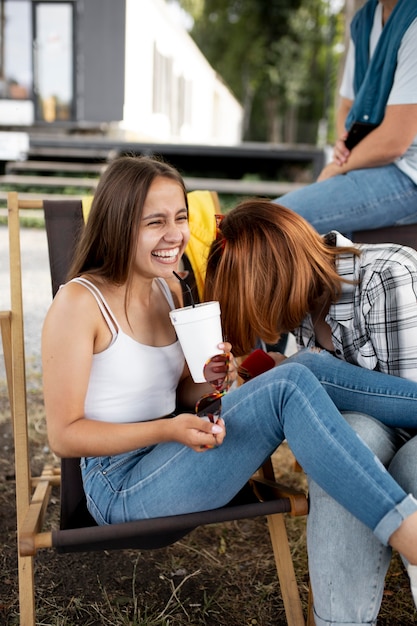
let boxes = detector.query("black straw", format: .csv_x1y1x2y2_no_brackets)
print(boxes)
173,271,195,307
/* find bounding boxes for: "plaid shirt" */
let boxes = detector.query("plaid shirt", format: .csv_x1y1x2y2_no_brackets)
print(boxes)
294,231,417,382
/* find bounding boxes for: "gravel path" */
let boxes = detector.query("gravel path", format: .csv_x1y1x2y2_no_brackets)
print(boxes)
0,225,52,389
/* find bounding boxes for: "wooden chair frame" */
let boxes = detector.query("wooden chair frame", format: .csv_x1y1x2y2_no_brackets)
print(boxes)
2,191,310,625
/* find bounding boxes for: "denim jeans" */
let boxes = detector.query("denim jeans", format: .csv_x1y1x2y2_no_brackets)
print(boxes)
281,349,417,624
275,164,417,235
81,361,417,547
308,415,417,626
284,348,417,429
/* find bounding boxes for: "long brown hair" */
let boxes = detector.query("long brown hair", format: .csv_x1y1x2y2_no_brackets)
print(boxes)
68,155,188,285
204,199,360,356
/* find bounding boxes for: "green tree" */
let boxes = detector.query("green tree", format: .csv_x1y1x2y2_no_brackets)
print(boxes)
178,0,344,144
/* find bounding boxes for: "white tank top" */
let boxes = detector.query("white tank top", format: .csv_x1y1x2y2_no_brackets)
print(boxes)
69,277,185,423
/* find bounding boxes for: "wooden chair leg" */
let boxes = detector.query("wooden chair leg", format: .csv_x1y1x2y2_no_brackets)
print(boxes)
307,584,315,625
18,554,36,626
0,312,13,415
267,513,306,626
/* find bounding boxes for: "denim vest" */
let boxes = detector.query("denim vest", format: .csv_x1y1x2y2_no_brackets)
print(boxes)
345,0,417,131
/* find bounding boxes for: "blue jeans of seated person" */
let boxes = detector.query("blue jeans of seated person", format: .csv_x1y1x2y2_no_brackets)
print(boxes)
275,164,417,236
282,348,417,429
82,361,417,543
280,350,417,624
308,415,417,626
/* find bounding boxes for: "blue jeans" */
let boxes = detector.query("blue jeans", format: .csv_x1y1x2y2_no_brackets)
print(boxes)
82,361,417,546
284,348,417,429
307,415,417,626
281,349,417,624
276,164,417,235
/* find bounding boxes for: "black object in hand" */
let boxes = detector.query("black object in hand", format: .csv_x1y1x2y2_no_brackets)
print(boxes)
344,121,378,150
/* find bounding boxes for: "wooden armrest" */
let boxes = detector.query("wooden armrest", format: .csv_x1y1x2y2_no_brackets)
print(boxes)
19,466,59,556
31,465,61,488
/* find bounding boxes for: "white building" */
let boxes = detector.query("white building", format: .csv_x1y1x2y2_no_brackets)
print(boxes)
122,0,243,144
0,0,243,145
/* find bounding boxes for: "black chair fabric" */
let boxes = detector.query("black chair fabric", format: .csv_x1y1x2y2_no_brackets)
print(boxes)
43,199,84,297
53,482,293,553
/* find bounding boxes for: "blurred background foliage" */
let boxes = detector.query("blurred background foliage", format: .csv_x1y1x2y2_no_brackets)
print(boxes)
177,0,365,145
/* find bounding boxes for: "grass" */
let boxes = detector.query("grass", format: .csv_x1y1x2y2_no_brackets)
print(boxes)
0,215,45,228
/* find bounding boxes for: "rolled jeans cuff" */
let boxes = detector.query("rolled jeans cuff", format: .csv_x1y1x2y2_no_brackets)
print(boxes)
374,494,417,546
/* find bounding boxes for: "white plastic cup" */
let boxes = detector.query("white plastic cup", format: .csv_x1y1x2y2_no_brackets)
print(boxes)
169,301,223,382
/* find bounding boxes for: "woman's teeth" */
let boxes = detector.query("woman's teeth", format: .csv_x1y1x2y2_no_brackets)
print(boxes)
152,247,179,259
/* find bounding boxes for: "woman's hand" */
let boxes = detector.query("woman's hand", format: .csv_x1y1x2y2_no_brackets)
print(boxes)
316,135,350,182
171,414,226,452
203,342,238,391
317,161,345,182
332,134,350,166
177,342,237,412
226,345,239,388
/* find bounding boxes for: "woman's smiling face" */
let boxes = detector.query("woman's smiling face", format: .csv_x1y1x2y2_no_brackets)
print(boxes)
136,176,190,280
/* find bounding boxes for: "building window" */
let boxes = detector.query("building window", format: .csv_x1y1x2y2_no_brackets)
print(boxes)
0,0,32,100
153,43,192,136
153,43,172,117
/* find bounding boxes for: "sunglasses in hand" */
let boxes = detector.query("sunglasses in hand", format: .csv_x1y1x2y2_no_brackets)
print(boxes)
195,353,232,423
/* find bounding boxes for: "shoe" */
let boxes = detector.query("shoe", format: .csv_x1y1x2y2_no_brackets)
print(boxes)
407,564,417,609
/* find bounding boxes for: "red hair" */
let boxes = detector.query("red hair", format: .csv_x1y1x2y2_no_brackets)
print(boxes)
204,199,359,356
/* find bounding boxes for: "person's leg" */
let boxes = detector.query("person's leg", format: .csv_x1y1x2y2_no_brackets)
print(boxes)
275,164,417,235
388,434,417,607
388,435,417,606
308,413,410,626
82,362,417,560
284,348,417,428
389,434,417,494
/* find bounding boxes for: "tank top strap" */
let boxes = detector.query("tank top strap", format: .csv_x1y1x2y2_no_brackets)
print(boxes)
70,277,119,338
156,277,176,309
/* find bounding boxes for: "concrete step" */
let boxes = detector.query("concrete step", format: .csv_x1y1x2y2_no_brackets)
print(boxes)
27,144,116,161
0,175,302,199
6,160,108,175
183,177,304,197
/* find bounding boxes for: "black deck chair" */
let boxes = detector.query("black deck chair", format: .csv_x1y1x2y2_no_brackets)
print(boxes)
2,191,309,626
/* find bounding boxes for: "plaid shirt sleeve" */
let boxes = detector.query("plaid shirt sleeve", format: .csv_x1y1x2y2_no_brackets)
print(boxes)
295,240,417,383
360,257,417,381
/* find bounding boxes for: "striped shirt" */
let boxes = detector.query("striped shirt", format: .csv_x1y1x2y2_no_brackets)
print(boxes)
294,231,417,382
